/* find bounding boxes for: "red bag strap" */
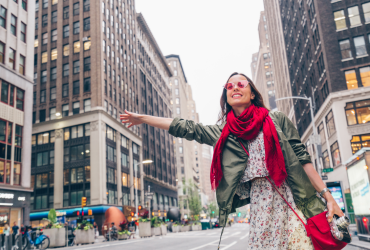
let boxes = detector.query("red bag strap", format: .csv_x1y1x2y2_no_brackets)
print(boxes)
264,176,307,227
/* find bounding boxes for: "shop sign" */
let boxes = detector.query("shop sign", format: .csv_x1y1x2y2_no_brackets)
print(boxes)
18,197,25,201
347,159,370,215
323,168,334,173
0,194,14,199
56,211,66,216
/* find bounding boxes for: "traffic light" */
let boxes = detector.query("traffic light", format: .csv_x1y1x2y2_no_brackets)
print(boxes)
81,197,87,208
88,209,93,216
138,205,142,210
81,210,84,216
212,211,215,214
130,212,134,217
238,212,241,217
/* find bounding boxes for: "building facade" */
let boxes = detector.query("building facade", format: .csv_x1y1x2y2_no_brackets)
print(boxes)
264,0,370,199
263,0,295,121
201,144,215,203
251,12,277,110
0,0,35,228
30,0,148,227
166,54,207,218
136,14,178,216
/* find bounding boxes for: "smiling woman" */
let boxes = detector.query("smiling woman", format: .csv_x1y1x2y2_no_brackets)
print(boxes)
120,72,344,250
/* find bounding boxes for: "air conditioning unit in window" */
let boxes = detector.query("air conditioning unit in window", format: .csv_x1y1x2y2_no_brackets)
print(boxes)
82,37,88,41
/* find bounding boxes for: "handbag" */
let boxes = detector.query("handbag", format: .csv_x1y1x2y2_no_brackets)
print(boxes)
265,176,347,250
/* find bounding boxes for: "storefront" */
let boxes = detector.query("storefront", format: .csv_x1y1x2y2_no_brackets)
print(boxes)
345,148,370,242
0,189,31,233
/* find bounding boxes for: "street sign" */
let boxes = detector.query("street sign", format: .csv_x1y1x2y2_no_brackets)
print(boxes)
322,168,334,173
145,192,154,196
321,175,328,180
146,195,153,200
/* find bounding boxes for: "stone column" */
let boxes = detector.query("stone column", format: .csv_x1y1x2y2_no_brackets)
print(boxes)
116,136,122,205
54,129,64,208
90,120,107,205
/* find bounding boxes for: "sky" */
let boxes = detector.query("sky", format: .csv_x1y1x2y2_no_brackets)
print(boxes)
136,1,264,125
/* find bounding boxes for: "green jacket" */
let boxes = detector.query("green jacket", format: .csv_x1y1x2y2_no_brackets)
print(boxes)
169,110,325,226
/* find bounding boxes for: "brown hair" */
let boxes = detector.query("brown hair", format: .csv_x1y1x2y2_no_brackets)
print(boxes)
217,72,268,124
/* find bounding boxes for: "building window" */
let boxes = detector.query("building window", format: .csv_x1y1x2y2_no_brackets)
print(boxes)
20,22,26,42
21,0,27,10
73,2,79,16
63,44,69,56
74,41,80,53
322,150,330,169
41,52,47,64
73,60,80,74
351,134,370,154
41,70,47,83
42,14,47,27
325,110,336,138
109,104,112,115
63,25,69,38
73,80,80,95
73,102,80,114
35,17,38,30
334,10,346,30
354,36,367,56
359,66,370,87
83,17,90,31
42,33,48,45
9,48,15,70
176,107,180,114
51,29,57,42
10,15,17,36
49,107,56,120
62,104,69,117
73,21,80,34
83,0,90,12
84,57,91,71
83,37,91,50
63,64,69,77
0,42,4,64
0,6,6,29
345,70,358,89
348,6,361,27
345,99,370,125
339,39,352,59
63,6,69,19
16,89,24,110
51,10,57,23
330,141,341,167
40,90,46,103
81,78,91,93
34,36,38,48
84,99,91,112
50,87,56,100
62,84,69,98
51,48,57,61
39,110,46,122
43,0,48,9
19,55,25,75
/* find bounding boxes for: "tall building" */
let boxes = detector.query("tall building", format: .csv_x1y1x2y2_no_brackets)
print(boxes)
136,14,178,215
29,0,147,227
264,0,370,195
201,144,215,203
251,12,277,110
166,54,206,218
0,0,35,227
263,0,295,121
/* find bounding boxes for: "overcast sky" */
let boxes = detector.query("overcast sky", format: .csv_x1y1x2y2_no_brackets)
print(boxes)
136,1,264,125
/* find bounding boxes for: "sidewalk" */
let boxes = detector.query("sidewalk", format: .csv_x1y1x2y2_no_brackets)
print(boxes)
349,236,370,249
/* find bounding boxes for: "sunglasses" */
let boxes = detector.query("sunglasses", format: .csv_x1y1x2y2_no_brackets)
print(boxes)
224,80,250,90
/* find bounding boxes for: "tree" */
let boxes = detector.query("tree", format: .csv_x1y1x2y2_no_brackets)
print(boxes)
187,180,202,218
207,202,219,218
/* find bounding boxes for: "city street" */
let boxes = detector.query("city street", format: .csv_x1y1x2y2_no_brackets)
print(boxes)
57,224,367,250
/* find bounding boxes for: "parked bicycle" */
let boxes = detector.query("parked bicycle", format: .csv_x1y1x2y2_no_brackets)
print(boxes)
23,228,50,250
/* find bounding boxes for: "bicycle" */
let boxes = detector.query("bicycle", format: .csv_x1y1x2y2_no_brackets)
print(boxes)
24,230,50,250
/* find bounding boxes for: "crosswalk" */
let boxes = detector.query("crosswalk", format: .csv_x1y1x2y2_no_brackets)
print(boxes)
166,228,246,238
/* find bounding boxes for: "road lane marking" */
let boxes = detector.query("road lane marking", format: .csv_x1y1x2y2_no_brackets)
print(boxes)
188,236,232,250
240,233,249,240
223,241,237,249
69,238,154,250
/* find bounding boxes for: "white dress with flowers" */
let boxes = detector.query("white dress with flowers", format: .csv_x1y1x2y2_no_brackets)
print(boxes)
235,131,313,250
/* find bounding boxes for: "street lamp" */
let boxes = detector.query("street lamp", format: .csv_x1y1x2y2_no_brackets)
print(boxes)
275,95,322,177
134,159,153,238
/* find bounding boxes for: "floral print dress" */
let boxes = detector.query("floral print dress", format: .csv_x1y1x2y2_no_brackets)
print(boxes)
235,131,313,250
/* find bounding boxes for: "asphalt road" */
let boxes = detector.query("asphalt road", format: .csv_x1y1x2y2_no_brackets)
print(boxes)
60,224,367,250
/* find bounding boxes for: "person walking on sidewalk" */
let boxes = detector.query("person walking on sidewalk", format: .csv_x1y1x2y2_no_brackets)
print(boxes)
120,72,345,249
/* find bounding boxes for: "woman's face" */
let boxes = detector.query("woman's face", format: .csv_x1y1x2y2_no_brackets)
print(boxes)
226,75,255,109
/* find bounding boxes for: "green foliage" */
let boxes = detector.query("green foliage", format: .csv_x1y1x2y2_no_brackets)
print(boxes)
150,216,162,228
48,209,57,224
118,230,131,235
207,202,219,218
139,218,149,223
186,180,202,217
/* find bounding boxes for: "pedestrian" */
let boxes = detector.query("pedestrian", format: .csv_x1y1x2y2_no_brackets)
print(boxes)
93,222,99,239
3,224,10,236
11,222,19,235
20,224,26,234
120,72,344,249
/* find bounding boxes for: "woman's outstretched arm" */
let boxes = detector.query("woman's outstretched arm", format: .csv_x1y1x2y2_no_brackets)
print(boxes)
120,110,173,130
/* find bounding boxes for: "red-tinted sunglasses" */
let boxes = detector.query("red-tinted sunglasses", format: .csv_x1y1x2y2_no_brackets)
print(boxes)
224,80,250,90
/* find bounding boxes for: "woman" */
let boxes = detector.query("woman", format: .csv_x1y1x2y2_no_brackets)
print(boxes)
3,224,10,235
120,73,344,249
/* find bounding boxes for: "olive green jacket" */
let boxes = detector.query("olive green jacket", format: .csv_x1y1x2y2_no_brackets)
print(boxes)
169,110,325,226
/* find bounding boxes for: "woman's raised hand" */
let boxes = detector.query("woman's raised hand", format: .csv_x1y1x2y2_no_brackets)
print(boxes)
120,110,143,128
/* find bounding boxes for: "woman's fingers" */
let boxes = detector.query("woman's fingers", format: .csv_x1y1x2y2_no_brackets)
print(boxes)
327,208,334,223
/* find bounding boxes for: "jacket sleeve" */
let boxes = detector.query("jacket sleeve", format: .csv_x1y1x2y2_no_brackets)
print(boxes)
168,117,220,146
277,112,312,165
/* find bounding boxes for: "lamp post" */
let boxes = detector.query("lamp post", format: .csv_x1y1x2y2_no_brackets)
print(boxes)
275,94,322,176
134,159,152,238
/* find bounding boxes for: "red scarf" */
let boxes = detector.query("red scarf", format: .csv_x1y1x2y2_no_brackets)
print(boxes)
210,104,287,190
